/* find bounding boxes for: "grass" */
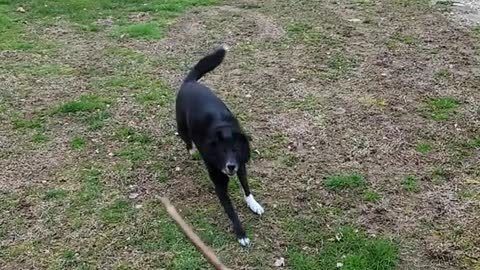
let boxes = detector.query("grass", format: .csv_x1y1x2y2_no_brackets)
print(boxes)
57,95,111,114
100,199,132,224
386,33,416,49
288,226,398,270
326,53,356,78
363,190,380,202
6,0,220,25
286,21,340,46
74,167,103,207
416,143,433,154
428,96,459,121
135,88,173,106
325,174,366,190
150,162,169,183
283,217,326,246
11,115,43,129
117,145,149,165
31,130,49,143
84,110,111,130
45,189,68,200
467,137,480,149
0,3,30,50
129,201,213,269
115,23,164,39
55,95,112,130
403,175,419,193
114,127,151,144
71,136,86,150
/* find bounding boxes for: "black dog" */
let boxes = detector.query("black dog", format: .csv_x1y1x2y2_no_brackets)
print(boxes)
175,46,264,247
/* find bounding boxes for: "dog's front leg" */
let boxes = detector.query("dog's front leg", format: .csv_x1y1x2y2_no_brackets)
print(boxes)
207,166,250,247
238,165,264,215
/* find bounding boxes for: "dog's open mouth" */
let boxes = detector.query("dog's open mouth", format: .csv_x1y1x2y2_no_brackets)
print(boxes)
222,169,237,177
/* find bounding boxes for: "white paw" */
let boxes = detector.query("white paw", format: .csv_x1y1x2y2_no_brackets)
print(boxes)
245,194,264,215
238,237,250,247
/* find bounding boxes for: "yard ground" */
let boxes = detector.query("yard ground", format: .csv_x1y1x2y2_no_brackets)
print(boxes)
1,0,479,269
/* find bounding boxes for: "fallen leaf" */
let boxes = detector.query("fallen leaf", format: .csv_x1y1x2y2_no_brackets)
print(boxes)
273,257,285,267
129,193,140,199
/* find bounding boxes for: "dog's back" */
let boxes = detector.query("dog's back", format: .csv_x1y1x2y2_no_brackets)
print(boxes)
176,46,234,140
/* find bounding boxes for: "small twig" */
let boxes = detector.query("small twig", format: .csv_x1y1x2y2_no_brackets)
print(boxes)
159,197,233,270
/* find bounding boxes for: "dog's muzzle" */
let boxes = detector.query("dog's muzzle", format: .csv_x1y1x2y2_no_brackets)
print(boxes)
223,162,238,176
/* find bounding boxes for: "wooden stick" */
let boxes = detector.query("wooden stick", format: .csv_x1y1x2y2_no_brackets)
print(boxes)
159,197,233,270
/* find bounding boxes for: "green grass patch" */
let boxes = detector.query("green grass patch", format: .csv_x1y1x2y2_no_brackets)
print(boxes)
84,110,111,130
283,217,326,246
286,21,340,46
415,143,433,154
114,127,151,144
325,174,366,190
57,95,111,114
386,33,416,49
135,88,173,106
363,190,380,202
31,130,49,143
467,137,480,149
100,199,132,224
11,115,43,129
403,175,418,192
130,201,210,269
45,189,68,200
15,64,76,77
74,168,103,207
71,136,86,150
3,0,220,40
101,76,150,90
191,150,202,160
428,96,459,121
325,53,356,79
115,23,164,39
288,95,319,112
0,4,29,50
117,145,149,165
61,249,78,267
288,226,398,270
55,95,112,129
150,162,169,183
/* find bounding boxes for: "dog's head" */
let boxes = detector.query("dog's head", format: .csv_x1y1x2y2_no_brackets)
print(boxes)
206,127,250,176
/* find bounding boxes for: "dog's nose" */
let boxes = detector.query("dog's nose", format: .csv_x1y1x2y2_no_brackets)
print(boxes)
227,164,237,172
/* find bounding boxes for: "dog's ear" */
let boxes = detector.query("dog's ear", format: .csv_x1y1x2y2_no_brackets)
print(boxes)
237,133,251,162
216,128,232,141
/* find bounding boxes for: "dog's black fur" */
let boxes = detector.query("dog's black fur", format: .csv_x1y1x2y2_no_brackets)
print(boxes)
176,46,261,246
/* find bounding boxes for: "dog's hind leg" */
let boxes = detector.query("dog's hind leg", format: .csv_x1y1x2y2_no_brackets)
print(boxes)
238,165,264,215
175,112,194,153
207,165,250,247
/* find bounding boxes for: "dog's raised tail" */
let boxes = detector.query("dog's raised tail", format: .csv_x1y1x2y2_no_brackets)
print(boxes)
184,45,228,82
